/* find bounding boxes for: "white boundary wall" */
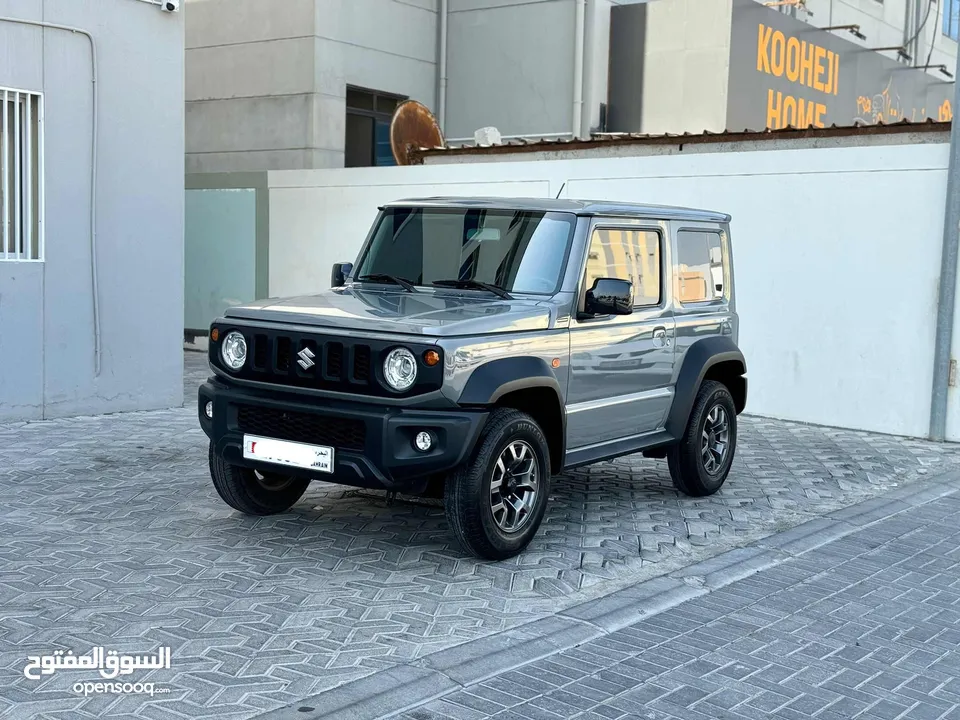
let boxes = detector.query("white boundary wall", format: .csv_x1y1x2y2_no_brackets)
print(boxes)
267,143,952,440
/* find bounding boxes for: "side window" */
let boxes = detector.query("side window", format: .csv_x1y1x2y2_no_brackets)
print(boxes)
631,229,662,306
584,227,661,307
585,228,633,287
676,229,724,303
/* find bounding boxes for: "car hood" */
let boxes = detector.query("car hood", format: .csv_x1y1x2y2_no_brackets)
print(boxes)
222,287,559,337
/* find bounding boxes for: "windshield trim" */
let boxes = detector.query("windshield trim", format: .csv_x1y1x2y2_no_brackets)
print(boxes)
352,206,579,297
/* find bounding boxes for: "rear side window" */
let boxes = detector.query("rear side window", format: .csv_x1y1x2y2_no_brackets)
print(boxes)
676,229,724,303
584,228,662,307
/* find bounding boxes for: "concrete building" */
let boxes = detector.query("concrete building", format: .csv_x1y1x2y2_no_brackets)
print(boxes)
185,0,958,172
0,0,185,422
184,0,636,172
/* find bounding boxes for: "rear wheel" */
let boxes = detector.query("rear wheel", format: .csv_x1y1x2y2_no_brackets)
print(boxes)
445,409,551,560
667,380,737,497
209,443,309,515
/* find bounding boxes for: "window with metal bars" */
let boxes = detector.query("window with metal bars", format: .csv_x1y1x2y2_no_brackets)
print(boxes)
0,88,42,261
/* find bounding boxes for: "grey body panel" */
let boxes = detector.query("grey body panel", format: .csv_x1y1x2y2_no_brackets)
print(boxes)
559,215,739,466
565,215,679,450
224,289,558,338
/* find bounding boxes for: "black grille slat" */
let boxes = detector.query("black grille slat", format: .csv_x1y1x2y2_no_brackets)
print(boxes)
237,405,366,451
253,334,269,370
276,337,292,373
325,342,343,380
352,345,371,383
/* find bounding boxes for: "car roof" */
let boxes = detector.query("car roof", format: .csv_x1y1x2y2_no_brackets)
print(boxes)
379,196,731,223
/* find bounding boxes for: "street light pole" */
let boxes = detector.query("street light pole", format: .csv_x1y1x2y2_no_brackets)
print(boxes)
929,47,960,442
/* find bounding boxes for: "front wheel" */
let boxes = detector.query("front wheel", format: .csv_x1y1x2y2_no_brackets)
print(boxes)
444,409,551,560
667,380,738,497
209,443,309,515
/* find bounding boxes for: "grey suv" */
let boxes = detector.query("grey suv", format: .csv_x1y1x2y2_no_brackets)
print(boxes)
198,198,746,560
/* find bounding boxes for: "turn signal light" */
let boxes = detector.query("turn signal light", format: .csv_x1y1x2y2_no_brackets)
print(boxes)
423,350,440,367
210,328,220,342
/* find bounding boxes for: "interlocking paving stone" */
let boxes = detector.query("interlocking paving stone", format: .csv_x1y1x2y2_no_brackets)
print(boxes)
403,488,960,720
2,352,960,718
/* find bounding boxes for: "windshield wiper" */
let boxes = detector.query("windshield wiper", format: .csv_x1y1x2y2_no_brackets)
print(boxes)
430,279,513,300
356,273,418,293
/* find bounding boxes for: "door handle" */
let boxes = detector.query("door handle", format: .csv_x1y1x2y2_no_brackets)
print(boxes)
652,326,670,348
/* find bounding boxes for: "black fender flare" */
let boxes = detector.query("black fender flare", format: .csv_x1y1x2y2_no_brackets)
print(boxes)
665,336,746,438
458,356,563,405
457,357,566,467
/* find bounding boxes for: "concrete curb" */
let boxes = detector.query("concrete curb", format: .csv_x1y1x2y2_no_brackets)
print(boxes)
255,470,960,720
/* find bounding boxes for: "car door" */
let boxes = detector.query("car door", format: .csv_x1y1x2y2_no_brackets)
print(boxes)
566,219,676,453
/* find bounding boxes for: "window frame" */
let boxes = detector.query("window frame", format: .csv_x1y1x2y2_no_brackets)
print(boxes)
352,206,579,297
0,86,43,263
580,223,666,312
673,225,728,308
344,85,408,168
946,0,960,42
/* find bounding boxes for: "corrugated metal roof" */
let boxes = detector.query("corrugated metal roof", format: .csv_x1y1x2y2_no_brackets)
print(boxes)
408,118,950,162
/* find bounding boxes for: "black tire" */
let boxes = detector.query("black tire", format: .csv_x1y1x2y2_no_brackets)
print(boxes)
444,408,551,560
208,442,310,515
667,380,738,497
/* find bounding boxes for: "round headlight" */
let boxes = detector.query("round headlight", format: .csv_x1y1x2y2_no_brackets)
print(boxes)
383,347,417,391
220,331,247,371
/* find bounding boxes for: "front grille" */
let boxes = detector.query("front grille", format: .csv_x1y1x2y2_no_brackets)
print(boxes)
211,325,443,397
256,335,370,385
237,405,366,451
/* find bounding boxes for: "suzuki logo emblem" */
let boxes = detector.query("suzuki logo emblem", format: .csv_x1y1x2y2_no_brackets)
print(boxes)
297,346,316,370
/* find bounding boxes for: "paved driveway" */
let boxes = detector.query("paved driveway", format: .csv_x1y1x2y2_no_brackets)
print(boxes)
1,352,958,719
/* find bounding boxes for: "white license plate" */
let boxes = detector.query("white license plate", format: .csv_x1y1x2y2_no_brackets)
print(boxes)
242,435,334,473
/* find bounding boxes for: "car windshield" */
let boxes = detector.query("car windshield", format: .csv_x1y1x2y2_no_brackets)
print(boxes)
354,207,577,295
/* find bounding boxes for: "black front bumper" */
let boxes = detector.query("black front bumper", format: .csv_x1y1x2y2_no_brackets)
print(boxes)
199,377,488,492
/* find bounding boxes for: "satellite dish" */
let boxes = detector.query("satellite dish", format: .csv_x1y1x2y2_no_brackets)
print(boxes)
390,100,444,165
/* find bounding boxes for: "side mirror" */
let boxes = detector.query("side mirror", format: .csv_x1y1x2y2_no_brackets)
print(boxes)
331,262,353,288
584,278,633,316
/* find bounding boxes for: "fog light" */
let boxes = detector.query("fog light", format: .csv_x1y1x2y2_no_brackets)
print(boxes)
205,401,213,419
414,431,433,452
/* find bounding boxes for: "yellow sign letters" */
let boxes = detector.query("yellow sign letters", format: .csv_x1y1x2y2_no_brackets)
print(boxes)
756,23,837,129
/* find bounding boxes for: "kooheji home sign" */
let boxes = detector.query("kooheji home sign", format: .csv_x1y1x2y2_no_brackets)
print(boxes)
727,0,953,131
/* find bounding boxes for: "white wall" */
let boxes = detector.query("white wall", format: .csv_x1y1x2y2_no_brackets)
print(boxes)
0,0,184,421
266,141,951,440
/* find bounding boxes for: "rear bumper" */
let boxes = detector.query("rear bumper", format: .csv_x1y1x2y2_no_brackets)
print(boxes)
199,377,487,491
